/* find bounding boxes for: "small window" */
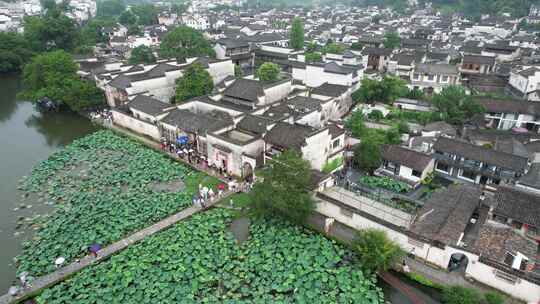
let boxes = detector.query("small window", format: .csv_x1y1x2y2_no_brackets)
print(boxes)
436,162,449,173
412,170,422,178
413,73,420,80
333,139,341,149
441,75,449,82
427,74,435,81
504,252,514,266
340,207,353,218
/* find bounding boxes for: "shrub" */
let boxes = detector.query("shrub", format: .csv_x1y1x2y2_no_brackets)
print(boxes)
367,109,384,121
352,229,405,274
442,286,482,304
484,291,504,304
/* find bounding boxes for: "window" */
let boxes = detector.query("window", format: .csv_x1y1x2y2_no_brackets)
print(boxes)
340,207,353,218
333,139,341,149
412,170,422,178
441,75,449,83
427,74,435,81
459,169,476,181
436,162,449,173
413,73,420,80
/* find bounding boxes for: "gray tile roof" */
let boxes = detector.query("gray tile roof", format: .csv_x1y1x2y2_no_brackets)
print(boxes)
310,83,349,97
129,95,172,116
415,63,458,75
223,79,264,102
411,184,481,245
493,186,540,227
381,145,433,172
264,122,317,150
161,109,234,134
433,137,529,172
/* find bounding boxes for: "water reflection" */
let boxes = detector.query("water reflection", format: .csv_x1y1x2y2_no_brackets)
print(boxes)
0,75,20,123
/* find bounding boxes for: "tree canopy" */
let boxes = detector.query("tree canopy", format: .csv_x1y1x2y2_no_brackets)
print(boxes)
119,9,137,26
431,86,485,125
131,4,158,26
289,17,305,50
352,77,408,104
383,31,401,49
175,63,214,103
305,52,322,63
323,42,346,54
248,150,315,224
129,46,156,65
257,62,281,82
159,26,215,59
352,229,405,274
96,0,126,17
23,10,78,52
20,50,104,112
0,32,34,73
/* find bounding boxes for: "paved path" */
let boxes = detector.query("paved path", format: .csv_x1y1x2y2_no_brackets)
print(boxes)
0,192,231,304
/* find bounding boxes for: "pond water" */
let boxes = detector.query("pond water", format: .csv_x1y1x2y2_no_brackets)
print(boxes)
0,75,100,292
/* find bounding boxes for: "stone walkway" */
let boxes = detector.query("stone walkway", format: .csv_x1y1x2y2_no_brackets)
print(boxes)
0,192,231,304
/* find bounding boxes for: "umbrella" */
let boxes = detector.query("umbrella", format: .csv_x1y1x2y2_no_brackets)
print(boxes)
55,257,65,266
89,244,102,253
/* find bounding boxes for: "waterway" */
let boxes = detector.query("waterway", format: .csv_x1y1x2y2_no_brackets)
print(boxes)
0,75,100,292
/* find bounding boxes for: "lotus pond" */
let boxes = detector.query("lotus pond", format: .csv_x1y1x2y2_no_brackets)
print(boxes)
37,208,384,303
16,130,219,277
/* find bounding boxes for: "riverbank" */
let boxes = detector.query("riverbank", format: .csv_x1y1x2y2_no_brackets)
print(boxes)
0,75,101,292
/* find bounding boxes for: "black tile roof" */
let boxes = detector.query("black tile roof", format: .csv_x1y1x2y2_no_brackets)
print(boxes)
433,137,529,172
493,186,540,227
264,122,317,150
412,184,481,245
223,79,264,102
310,83,349,97
128,95,172,116
381,145,433,172
161,109,234,134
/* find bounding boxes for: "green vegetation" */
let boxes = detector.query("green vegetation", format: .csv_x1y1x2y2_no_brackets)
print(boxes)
431,86,485,125
484,291,505,304
324,42,346,54
386,109,439,125
442,286,482,304
174,63,214,103
0,32,34,73
367,110,384,121
405,272,443,290
37,209,384,303
16,131,217,277
23,9,78,52
130,4,158,25
352,77,409,104
354,141,382,174
96,0,126,18
128,45,156,65
360,176,409,193
352,229,405,274
383,31,401,49
249,151,315,224
19,50,104,112
257,62,281,82
290,17,305,50
305,52,323,63
234,64,243,78
159,26,215,60
323,157,344,173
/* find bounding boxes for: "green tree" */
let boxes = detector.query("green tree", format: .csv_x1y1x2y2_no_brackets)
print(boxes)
353,76,408,104
442,286,482,304
129,46,156,65
0,32,34,73
24,11,78,52
290,17,304,50
79,17,116,45
131,4,158,25
257,62,281,82
407,87,424,100
234,64,243,78
351,42,364,50
431,86,485,125
248,150,315,224
97,0,125,17
306,41,318,53
119,9,137,26
324,42,346,54
383,31,401,49
354,140,382,173
20,50,104,111
159,26,215,59
352,229,405,274
367,109,384,121
305,52,322,63
345,111,367,138
175,63,214,103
